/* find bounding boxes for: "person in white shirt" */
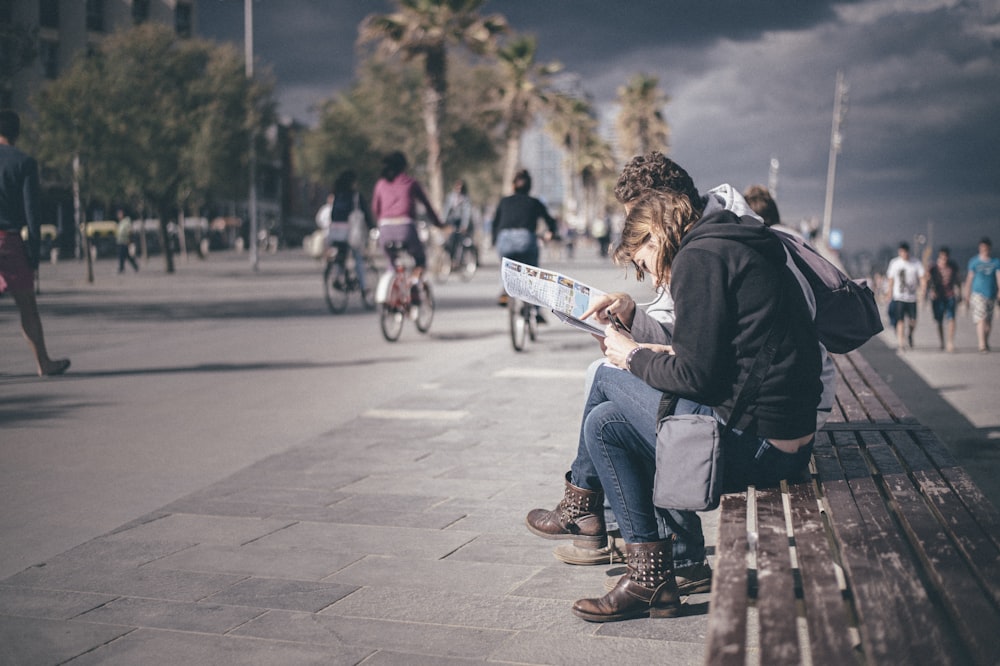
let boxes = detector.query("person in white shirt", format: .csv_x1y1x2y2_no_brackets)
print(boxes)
886,241,926,350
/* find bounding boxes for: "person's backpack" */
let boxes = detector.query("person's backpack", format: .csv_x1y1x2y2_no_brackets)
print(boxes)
772,229,883,353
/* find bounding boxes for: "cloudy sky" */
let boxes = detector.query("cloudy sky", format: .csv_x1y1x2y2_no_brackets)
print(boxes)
198,0,1000,258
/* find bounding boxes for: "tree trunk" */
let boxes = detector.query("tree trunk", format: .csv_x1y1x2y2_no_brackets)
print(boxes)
157,202,175,273
502,132,521,195
422,50,446,213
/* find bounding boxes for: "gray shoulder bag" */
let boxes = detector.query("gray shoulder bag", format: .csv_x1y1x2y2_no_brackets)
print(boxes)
652,317,781,512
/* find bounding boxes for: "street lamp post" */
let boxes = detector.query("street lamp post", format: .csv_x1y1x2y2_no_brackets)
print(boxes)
245,0,258,271
821,71,848,248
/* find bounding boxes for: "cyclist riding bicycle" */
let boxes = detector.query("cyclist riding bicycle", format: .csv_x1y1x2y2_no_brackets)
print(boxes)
442,178,475,261
492,169,560,309
371,151,443,303
325,169,375,294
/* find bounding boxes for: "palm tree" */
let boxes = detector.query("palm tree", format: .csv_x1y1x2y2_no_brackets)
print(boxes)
358,0,506,210
545,93,603,223
615,72,671,159
495,34,561,192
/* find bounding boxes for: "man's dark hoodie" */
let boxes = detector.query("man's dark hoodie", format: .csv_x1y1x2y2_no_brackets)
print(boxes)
628,210,822,439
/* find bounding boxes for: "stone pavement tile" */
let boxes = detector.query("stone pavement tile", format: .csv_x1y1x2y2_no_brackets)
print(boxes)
76,596,264,633
231,610,515,660
490,630,707,666
205,485,349,507
336,474,511,500
0,615,132,665
3,562,244,602
0,585,115,620
203,577,357,612
265,504,468,529
446,533,573,567
358,651,492,666
325,555,540,596
250,521,479,559
63,627,371,666
509,564,619,602
146,543,361,581
324,585,567,631
107,514,295,546
591,600,710,643
17,535,196,570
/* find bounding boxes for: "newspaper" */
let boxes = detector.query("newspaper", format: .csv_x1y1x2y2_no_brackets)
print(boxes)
501,258,607,336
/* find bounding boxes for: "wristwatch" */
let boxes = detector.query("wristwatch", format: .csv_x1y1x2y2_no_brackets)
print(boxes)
625,346,642,372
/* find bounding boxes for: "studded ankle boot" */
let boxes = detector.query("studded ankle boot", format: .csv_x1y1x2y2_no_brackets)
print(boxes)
571,539,680,622
525,472,606,545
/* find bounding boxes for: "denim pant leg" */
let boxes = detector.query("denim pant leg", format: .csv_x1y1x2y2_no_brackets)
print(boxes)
350,246,368,292
577,364,705,567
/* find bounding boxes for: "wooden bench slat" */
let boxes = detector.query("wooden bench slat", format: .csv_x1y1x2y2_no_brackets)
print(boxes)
823,434,958,664
754,487,800,665
704,492,749,666
785,478,858,664
844,351,918,423
868,439,1000,665
834,354,894,423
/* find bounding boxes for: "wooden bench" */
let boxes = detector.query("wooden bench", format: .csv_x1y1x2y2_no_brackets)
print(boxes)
705,350,1000,665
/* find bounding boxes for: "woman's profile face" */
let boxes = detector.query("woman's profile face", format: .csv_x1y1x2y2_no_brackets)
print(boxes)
632,237,662,283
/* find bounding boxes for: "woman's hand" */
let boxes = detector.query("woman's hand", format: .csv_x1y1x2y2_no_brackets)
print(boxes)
604,331,673,370
582,292,637,330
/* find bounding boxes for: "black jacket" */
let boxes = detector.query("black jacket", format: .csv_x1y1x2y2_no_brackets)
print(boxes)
490,193,558,245
629,210,822,439
0,144,41,268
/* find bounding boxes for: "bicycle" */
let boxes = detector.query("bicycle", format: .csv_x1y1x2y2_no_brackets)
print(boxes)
376,241,435,342
432,229,479,283
323,242,378,314
509,295,539,352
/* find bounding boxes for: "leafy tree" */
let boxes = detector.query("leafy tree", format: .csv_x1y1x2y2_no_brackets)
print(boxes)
494,34,562,192
30,24,274,273
615,72,670,160
546,93,605,222
299,54,501,212
358,0,507,210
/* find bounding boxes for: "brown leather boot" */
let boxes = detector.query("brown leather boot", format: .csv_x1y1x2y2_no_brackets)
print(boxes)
525,472,605,545
572,539,681,622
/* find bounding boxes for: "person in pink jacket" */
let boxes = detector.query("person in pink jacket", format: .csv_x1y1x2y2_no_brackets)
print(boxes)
370,151,442,289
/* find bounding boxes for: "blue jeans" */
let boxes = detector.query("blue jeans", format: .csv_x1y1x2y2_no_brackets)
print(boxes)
570,363,813,568
495,229,538,266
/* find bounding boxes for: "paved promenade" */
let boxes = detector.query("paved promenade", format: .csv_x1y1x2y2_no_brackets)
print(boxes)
1,249,996,664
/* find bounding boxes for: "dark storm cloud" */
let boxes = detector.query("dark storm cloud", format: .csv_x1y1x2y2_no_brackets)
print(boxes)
199,0,1000,256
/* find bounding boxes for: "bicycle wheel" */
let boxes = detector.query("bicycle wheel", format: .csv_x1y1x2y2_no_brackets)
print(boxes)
527,304,539,342
415,281,435,333
458,245,478,282
324,261,349,314
510,298,527,351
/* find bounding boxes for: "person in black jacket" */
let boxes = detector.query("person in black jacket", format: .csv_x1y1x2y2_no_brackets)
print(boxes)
0,110,70,377
491,169,558,306
552,188,821,622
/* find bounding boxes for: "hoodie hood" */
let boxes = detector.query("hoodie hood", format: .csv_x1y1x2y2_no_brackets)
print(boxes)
681,208,788,267
703,184,763,222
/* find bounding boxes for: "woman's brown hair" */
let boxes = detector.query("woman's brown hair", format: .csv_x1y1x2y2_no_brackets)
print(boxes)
612,189,699,287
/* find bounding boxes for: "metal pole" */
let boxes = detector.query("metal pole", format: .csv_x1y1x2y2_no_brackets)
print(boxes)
821,71,847,248
245,0,259,271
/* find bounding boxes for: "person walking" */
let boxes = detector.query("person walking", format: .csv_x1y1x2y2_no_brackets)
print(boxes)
115,208,139,273
964,237,1000,353
886,242,925,351
927,246,960,352
0,109,70,376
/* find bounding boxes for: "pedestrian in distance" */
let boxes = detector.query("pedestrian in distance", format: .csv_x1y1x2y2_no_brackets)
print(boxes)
371,151,443,300
491,169,559,307
886,241,926,351
927,246,960,352
963,237,1000,353
115,208,139,273
0,109,70,377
